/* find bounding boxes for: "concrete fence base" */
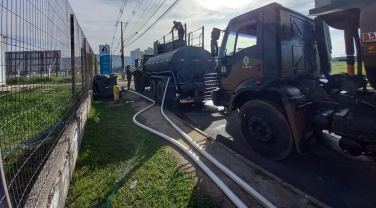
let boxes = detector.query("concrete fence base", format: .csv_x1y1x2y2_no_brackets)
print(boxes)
25,93,92,208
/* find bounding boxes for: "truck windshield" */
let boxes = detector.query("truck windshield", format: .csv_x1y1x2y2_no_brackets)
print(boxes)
225,31,236,56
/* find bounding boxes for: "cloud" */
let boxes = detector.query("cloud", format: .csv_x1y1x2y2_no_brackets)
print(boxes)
69,0,345,56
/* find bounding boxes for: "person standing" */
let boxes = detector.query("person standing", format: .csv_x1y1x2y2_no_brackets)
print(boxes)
126,65,132,90
132,67,143,92
170,21,185,41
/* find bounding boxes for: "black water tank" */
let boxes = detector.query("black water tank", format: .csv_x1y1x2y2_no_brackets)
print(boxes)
145,46,215,82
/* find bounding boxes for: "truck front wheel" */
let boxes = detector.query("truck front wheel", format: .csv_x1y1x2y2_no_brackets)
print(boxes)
239,100,293,160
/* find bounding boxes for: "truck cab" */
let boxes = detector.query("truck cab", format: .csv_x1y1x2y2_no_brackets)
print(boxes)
212,3,320,110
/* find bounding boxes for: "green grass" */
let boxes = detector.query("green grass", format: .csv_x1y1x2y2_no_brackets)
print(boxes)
65,101,218,208
6,75,83,85
0,86,82,152
0,85,83,206
331,62,366,75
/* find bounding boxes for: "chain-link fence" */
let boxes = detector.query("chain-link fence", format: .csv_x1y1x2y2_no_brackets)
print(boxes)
0,0,95,207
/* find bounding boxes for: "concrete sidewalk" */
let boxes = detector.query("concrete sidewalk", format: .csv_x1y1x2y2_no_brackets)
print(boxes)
122,91,320,208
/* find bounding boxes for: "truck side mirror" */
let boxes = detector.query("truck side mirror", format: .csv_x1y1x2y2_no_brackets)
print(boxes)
211,40,218,57
211,28,221,57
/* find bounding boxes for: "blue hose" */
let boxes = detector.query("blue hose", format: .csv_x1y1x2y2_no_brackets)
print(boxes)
1,122,66,153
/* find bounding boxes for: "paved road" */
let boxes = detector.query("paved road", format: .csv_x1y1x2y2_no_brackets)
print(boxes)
120,82,376,208
167,101,376,208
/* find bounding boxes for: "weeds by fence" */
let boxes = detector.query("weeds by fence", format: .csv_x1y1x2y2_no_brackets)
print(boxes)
0,0,95,207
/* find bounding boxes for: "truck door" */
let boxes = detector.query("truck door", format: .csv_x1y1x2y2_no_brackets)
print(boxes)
218,16,263,92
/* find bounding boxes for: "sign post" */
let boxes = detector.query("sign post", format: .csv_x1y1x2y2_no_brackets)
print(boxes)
99,45,111,74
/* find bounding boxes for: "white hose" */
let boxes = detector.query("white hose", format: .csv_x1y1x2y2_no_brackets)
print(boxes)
128,90,248,208
160,78,276,208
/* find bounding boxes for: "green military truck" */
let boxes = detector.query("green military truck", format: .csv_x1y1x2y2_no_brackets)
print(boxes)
210,2,376,160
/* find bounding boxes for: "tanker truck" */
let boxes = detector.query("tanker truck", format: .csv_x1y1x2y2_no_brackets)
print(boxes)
139,26,217,104
210,2,376,160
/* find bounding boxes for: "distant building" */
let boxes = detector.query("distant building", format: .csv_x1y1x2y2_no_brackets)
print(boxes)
144,47,153,55
130,48,142,67
5,50,61,77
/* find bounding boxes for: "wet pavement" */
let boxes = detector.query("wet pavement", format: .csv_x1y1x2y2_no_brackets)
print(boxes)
167,101,376,208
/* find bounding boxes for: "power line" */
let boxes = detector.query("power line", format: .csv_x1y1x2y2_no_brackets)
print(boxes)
125,0,167,44
110,0,129,49
123,0,163,40
125,0,182,47
112,0,145,54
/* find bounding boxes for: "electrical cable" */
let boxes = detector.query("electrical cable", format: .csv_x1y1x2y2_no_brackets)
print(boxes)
111,0,129,49
2,122,66,152
127,89,248,208
124,0,164,40
113,0,145,53
124,0,181,47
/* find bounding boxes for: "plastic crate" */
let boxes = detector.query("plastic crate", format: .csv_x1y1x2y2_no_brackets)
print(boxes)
94,76,118,98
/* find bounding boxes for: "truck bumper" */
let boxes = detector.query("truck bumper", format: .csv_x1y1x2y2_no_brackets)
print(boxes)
179,96,205,104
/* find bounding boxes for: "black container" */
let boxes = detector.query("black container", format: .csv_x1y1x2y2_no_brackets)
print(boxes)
93,76,117,98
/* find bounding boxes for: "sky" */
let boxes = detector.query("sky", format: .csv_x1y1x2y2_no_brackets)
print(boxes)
69,0,346,57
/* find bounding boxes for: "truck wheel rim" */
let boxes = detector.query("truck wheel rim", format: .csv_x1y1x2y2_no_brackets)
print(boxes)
248,116,274,145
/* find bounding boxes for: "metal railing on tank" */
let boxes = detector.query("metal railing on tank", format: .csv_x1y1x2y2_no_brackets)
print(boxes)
157,23,188,54
156,25,205,54
187,26,204,48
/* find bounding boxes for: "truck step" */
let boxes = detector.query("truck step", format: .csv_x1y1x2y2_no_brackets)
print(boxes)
203,73,218,100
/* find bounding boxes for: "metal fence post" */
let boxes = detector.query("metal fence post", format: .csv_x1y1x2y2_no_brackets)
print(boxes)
81,49,84,94
83,38,88,96
184,23,187,45
0,149,12,208
188,33,190,46
70,14,77,116
202,26,204,48
94,51,98,75
163,36,165,53
172,31,175,50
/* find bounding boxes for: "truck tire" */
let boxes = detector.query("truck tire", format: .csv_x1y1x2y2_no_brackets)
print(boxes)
150,80,157,98
156,81,164,104
239,100,293,160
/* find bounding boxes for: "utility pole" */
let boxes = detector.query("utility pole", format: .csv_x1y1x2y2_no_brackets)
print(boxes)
121,21,125,79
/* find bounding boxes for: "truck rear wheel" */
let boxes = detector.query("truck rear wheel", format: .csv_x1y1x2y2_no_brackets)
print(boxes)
150,80,157,98
156,81,164,104
239,100,293,160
